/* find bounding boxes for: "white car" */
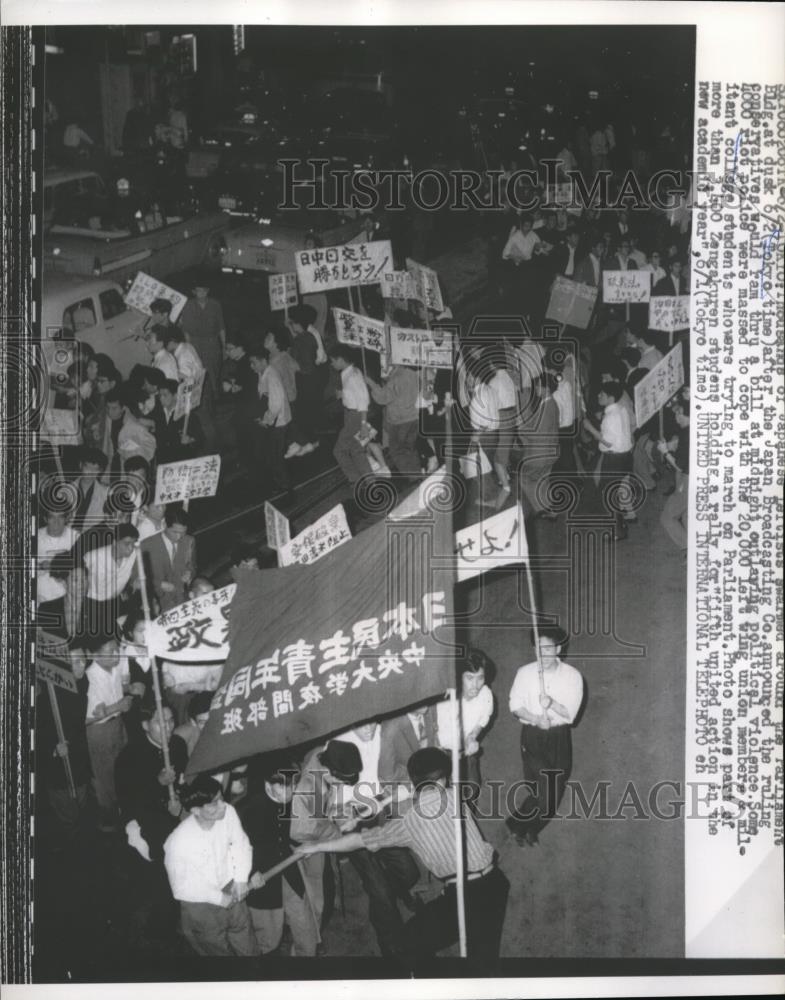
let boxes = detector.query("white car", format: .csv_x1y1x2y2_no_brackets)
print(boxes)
220,206,364,276
42,273,150,381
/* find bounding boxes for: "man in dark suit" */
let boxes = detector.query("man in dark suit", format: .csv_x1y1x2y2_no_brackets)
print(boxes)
653,258,689,296
140,503,196,613
156,379,205,465
551,229,582,278
379,705,439,793
573,236,606,287
607,237,639,273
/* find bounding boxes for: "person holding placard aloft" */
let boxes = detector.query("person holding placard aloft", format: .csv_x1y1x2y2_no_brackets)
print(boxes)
582,382,635,540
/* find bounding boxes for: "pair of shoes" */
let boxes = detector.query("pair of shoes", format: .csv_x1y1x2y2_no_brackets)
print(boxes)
284,442,303,459
299,441,319,455
536,510,558,521
623,514,638,524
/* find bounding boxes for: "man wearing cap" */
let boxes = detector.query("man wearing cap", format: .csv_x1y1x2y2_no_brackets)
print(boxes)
506,625,584,847
298,747,509,960
290,739,418,958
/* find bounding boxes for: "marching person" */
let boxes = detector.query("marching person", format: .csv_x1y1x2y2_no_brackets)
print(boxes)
178,279,225,451
506,626,584,847
163,775,256,957
329,345,374,491
298,747,509,960
139,502,196,614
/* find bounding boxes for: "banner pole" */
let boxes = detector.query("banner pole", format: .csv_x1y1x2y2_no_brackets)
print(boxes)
524,550,546,698
135,547,178,808
347,286,355,312
47,681,77,799
444,378,467,958
181,391,192,513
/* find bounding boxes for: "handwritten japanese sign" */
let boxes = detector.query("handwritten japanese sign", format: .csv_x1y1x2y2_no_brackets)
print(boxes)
380,270,417,300
405,258,444,313
389,326,456,370
173,371,206,422
269,272,298,312
633,342,685,428
154,454,222,504
265,501,291,552
545,276,598,330
36,657,79,693
454,503,529,583
333,308,388,354
147,584,236,662
124,271,187,321
278,504,352,567
296,240,393,294
41,407,80,443
648,295,691,333
602,270,652,304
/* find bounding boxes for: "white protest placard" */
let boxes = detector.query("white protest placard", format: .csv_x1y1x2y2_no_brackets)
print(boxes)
173,370,206,422
278,504,352,567
41,407,80,444
633,342,685,428
380,270,417,300
545,276,598,329
36,657,79,694
333,308,388,354
147,584,236,662
269,272,298,312
648,295,691,332
264,500,291,551
602,270,652,304
454,503,529,583
389,326,456,370
296,240,393,294
154,454,222,504
406,257,444,313
124,271,187,321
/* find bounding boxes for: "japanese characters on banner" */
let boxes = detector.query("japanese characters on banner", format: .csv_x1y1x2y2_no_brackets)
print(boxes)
147,584,236,662
545,276,598,330
389,326,456,370
648,294,691,332
278,504,352,567
264,501,291,552
633,342,685,428
154,454,222,504
124,271,187,321
602,270,652,304
454,504,529,582
186,500,456,776
36,657,79,693
405,258,445,312
173,371,206,422
380,270,417,300
333,308,388,354
295,240,393,294
268,272,298,312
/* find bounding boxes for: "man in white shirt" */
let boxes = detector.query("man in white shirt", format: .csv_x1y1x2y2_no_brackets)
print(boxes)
506,626,584,846
582,382,635,539
82,523,139,636
165,327,205,385
631,331,664,372
147,326,180,382
437,649,495,805
37,507,78,606
248,344,292,494
85,635,134,831
164,775,256,956
330,344,374,488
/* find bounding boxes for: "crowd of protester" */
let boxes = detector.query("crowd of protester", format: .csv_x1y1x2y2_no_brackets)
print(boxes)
36,128,692,963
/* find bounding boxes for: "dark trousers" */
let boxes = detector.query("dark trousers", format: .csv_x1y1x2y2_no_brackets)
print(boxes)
252,424,289,492
387,420,421,477
334,409,372,486
295,372,321,443
122,848,179,950
509,723,572,837
402,867,509,960
349,846,419,956
180,900,256,957
599,449,634,530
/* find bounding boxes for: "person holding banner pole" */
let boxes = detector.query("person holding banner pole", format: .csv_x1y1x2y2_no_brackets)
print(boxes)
506,625,584,847
289,305,324,454
297,748,508,960
134,545,178,813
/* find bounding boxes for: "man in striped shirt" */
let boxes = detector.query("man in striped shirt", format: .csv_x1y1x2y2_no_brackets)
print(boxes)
297,747,509,959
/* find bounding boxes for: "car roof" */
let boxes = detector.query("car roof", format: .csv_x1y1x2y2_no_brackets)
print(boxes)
42,272,122,303
44,168,103,187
